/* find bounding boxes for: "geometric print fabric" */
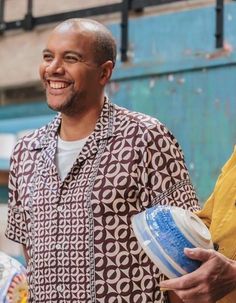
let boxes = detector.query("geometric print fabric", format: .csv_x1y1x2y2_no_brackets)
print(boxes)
6,98,199,302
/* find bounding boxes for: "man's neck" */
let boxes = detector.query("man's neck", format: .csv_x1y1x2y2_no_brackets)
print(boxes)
59,98,104,141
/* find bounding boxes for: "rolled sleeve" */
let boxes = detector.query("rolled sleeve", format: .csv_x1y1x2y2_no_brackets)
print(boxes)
152,179,200,212
5,205,27,245
5,148,27,245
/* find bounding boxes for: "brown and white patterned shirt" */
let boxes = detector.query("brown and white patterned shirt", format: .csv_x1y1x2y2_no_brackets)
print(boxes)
6,98,199,303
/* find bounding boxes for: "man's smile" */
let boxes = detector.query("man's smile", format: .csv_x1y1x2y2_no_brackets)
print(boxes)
48,80,70,89
45,79,73,95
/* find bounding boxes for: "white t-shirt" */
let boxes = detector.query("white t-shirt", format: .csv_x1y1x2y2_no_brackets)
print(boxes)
55,136,88,180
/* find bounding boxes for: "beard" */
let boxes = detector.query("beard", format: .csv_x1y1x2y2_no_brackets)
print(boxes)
46,89,85,116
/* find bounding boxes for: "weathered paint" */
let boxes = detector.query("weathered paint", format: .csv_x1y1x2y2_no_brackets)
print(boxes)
107,66,236,203
1,3,236,203
108,2,236,203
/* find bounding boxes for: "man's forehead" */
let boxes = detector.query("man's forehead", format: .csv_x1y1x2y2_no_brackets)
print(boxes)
54,20,99,35
47,24,96,47
44,27,95,57
47,26,95,45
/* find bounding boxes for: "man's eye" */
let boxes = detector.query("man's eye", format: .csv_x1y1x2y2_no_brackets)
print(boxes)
43,54,53,62
65,56,79,63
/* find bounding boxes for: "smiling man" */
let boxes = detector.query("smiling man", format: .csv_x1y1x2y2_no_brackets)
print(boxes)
5,18,199,303
40,20,115,138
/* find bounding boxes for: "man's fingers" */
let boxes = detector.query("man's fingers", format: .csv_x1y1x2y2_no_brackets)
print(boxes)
159,272,197,290
184,247,214,262
160,248,216,290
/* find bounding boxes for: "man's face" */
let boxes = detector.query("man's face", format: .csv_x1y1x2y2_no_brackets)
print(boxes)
39,27,102,115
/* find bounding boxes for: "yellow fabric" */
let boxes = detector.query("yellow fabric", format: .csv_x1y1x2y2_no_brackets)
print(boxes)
197,147,236,303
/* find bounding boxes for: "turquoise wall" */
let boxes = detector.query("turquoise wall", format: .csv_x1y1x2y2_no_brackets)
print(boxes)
107,3,236,203
1,3,236,203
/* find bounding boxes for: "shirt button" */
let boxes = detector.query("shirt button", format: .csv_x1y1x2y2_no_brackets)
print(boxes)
55,243,62,250
57,284,64,292
57,205,63,212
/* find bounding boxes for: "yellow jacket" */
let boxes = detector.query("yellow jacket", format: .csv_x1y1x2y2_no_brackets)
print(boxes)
197,147,236,303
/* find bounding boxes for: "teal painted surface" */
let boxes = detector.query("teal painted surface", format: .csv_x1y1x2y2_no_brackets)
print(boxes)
108,66,236,202
0,102,53,120
0,185,8,204
1,3,236,203
0,114,54,133
112,3,236,77
0,159,11,170
107,3,236,203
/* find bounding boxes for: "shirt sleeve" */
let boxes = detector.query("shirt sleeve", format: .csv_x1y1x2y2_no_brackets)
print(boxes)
5,144,27,245
139,122,200,212
197,146,236,228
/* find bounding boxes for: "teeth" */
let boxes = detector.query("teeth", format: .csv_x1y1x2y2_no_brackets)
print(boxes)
49,81,69,89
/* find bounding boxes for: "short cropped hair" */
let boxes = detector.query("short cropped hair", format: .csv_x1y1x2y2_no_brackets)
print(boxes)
93,29,117,68
56,18,117,68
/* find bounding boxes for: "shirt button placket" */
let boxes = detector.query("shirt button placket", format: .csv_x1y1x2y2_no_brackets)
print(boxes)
57,205,63,212
57,284,65,301
55,243,62,250
56,186,65,300
57,284,64,292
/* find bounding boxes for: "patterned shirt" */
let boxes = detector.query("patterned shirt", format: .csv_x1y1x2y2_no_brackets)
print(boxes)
6,98,199,303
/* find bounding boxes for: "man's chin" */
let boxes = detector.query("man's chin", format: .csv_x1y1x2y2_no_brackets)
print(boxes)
46,95,68,112
47,99,76,115
47,103,61,112
47,100,65,112
45,92,80,114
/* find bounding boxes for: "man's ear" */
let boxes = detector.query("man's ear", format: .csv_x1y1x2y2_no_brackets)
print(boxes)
99,60,114,85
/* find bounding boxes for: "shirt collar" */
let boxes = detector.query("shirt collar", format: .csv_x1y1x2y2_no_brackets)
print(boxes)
28,97,115,151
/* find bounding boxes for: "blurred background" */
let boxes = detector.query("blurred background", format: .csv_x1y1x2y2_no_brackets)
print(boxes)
0,0,235,261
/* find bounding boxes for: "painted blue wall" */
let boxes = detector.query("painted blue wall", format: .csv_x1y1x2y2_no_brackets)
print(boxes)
1,3,236,204
108,2,236,203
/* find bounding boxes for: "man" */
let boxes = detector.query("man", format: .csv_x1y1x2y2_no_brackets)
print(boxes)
160,148,236,303
5,18,199,302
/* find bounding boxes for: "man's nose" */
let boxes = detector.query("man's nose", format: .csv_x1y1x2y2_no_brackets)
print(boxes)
46,59,65,75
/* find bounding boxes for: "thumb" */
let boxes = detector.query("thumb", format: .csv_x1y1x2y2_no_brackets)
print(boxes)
184,247,213,262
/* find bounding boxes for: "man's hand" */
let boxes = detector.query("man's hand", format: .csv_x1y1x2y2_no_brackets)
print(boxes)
160,247,236,303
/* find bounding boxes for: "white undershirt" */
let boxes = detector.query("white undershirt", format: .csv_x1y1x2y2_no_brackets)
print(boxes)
55,136,88,180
